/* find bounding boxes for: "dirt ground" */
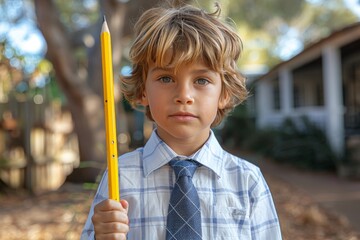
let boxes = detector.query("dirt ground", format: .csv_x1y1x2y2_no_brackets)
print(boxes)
0,173,359,240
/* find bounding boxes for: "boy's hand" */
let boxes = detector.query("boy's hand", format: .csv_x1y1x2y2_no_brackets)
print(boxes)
92,199,129,240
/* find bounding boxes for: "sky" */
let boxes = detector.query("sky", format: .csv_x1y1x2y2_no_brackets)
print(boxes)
2,21,45,55
0,0,45,55
343,0,360,16
308,0,360,14
0,0,46,74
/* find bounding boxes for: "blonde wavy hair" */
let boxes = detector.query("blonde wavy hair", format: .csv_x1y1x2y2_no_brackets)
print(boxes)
121,3,248,127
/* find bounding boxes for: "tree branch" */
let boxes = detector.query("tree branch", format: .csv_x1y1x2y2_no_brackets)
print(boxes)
34,0,89,106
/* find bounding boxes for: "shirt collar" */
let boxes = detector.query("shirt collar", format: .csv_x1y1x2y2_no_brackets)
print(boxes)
142,129,224,178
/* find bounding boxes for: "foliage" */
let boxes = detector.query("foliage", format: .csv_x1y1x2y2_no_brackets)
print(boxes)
291,0,360,46
0,1,54,103
54,0,99,31
270,117,337,170
227,0,305,29
221,104,256,147
226,0,358,67
223,114,338,170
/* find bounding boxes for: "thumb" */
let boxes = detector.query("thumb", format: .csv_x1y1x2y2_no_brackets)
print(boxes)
120,199,129,213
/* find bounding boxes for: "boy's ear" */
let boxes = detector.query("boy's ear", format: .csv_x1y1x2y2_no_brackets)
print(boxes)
139,91,149,106
218,90,230,110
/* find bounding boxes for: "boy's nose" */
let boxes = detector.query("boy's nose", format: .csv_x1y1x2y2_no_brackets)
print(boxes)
174,83,194,105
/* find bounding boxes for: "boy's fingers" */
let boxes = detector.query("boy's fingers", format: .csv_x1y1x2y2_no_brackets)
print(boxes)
92,209,129,224
94,221,130,234
95,199,126,212
120,199,129,213
92,199,129,237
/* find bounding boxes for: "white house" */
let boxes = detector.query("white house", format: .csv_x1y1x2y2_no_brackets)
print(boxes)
254,22,360,157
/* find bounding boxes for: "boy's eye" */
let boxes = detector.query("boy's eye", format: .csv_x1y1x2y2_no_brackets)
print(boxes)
159,76,172,83
195,78,210,85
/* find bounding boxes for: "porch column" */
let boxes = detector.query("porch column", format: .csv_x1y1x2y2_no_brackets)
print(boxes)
322,45,344,156
279,68,293,116
256,79,272,128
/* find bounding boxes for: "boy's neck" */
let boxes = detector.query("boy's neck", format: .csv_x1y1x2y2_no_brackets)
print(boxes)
155,129,211,156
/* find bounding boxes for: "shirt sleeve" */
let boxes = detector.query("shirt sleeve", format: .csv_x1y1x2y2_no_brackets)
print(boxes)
249,168,282,239
80,170,109,240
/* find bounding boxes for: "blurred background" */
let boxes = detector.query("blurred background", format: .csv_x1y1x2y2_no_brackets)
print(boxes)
0,0,360,239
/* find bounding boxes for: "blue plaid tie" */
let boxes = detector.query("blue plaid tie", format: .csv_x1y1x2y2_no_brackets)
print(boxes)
166,159,202,240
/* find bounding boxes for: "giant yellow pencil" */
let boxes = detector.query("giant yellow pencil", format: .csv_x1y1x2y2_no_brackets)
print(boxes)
100,16,119,201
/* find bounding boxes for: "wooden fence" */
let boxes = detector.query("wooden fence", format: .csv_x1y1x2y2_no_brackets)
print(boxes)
0,99,79,192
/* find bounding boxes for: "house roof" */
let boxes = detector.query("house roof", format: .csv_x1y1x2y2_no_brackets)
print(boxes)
256,21,360,81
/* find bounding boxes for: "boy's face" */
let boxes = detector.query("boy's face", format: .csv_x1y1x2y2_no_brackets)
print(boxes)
140,58,229,155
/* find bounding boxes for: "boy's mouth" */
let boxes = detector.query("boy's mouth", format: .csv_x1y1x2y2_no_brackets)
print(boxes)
170,112,196,117
169,112,198,120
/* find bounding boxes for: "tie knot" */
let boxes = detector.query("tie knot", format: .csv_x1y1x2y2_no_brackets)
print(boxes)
169,159,199,179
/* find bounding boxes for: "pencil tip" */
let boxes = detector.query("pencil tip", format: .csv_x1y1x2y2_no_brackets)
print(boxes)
101,16,110,33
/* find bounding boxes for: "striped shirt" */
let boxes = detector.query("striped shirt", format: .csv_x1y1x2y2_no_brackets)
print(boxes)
81,130,282,239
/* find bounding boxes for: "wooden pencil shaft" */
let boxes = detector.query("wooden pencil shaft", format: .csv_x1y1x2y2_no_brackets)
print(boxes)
100,17,120,201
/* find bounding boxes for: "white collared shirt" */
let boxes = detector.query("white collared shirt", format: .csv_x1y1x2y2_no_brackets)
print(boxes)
81,130,282,239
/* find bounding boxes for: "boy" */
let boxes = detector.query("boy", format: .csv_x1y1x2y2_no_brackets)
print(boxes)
82,3,282,239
